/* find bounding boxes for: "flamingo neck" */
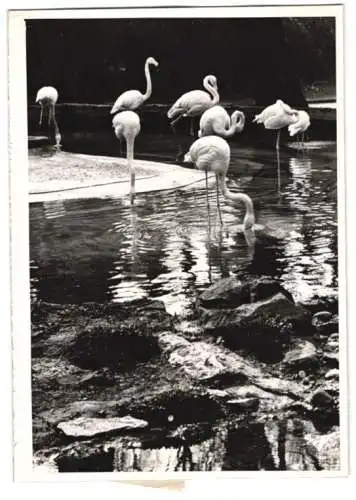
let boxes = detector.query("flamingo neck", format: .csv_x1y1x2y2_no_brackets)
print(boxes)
204,79,219,105
232,111,245,133
143,60,153,101
218,174,255,229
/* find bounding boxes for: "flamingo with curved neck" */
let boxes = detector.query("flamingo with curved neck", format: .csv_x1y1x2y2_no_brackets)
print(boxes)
184,135,255,229
198,105,245,138
110,57,159,115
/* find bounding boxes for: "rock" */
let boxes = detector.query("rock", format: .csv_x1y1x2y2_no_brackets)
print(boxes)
312,311,332,327
33,300,171,369
39,400,125,425
310,389,335,409
57,415,148,437
226,397,260,411
201,293,311,361
323,352,339,366
316,317,339,336
325,369,339,380
305,429,340,470
199,276,294,309
283,340,318,367
158,333,304,402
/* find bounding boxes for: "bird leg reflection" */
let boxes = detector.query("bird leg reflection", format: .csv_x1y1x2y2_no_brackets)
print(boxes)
130,206,139,278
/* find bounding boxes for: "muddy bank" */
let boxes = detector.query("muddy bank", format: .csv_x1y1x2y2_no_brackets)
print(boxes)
31,275,340,472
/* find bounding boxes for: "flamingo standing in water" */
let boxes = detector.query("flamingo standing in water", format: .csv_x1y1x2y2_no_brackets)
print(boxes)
168,75,220,157
253,100,299,192
110,57,159,115
184,135,255,230
112,111,141,205
35,86,61,149
253,99,298,150
198,105,245,138
288,110,311,150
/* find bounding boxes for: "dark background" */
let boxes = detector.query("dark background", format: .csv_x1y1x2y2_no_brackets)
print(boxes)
26,17,336,107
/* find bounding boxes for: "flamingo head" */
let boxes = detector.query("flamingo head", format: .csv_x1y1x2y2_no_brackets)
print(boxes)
147,57,159,67
205,75,218,88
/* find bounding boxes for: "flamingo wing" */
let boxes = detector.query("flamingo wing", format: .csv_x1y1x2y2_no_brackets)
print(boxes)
168,90,212,119
111,90,144,114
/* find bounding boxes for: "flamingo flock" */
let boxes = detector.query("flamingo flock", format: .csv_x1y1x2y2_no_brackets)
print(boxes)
35,56,311,231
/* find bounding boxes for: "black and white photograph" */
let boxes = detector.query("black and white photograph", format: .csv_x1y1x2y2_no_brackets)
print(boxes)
8,4,347,480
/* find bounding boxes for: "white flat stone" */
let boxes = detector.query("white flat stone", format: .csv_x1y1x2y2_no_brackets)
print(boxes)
57,415,148,437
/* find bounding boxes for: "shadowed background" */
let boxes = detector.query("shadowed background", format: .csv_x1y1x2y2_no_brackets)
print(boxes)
26,17,335,107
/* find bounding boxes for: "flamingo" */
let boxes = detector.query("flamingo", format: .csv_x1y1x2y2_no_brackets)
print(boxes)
168,75,220,142
288,110,311,150
253,99,298,150
112,111,141,205
35,86,61,149
198,105,245,138
110,57,159,115
184,136,255,230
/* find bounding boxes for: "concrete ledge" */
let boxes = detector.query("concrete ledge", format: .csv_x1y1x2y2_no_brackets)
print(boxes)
29,148,215,203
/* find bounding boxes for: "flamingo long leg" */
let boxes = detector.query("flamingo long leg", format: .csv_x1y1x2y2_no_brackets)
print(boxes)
170,117,184,158
276,129,281,151
48,105,52,127
205,171,210,213
276,145,281,194
126,135,136,205
189,117,195,137
215,174,223,225
39,104,43,126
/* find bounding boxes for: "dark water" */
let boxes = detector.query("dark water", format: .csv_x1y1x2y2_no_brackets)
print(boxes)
30,138,338,314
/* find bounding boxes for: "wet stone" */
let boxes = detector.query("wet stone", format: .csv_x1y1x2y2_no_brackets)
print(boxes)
325,369,339,380
283,340,318,367
199,276,294,309
312,311,333,327
57,415,148,437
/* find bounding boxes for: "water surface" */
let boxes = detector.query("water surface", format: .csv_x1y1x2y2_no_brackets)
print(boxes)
30,140,338,314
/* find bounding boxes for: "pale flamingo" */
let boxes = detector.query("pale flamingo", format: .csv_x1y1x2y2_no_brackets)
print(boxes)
168,75,220,140
184,135,255,229
288,110,311,149
110,57,159,115
35,86,61,149
198,105,245,138
253,99,298,150
112,111,141,205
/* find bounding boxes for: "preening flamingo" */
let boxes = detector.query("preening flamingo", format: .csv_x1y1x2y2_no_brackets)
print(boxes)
253,99,298,150
288,110,311,149
168,75,220,138
184,136,255,230
110,57,159,115
198,105,245,138
112,111,141,205
35,86,61,149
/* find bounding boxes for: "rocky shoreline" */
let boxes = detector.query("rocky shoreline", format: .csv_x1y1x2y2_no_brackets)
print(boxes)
32,275,340,472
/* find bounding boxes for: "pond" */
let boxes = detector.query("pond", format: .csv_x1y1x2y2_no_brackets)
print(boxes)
30,137,338,315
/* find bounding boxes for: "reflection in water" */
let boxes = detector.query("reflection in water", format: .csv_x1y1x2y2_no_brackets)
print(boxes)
53,417,335,472
30,144,337,312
